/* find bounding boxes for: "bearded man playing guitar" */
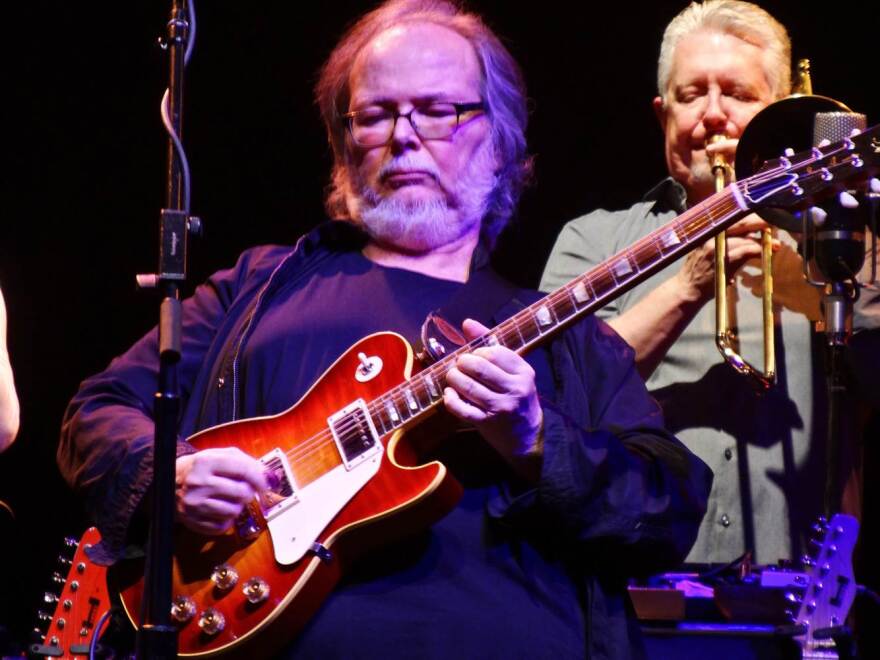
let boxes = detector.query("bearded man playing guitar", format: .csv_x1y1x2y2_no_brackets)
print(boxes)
59,1,712,657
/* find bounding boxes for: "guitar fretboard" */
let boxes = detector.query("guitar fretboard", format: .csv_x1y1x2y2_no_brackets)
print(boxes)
366,184,748,437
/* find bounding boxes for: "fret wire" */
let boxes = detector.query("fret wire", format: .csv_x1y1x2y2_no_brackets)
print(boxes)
364,192,749,436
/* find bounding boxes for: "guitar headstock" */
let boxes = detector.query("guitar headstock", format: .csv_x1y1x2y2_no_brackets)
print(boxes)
30,528,111,658
790,514,859,657
740,123,880,211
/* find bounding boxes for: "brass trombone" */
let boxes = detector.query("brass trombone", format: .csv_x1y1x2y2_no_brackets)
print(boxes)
710,135,776,390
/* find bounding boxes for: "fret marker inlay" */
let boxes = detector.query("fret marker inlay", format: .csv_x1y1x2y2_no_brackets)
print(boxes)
385,400,400,423
425,375,440,399
659,230,681,250
612,259,633,278
536,305,553,327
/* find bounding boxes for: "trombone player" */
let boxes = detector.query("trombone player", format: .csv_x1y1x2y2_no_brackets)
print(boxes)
541,0,880,565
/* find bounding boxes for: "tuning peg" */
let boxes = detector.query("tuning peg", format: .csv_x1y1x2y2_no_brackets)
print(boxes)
63,536,79,549
36,611,52,623
808,207,828,228
784,591,802,605
838,191,859,208
43,592,59,604
57,555,73,567
784,609,797,623
51,571,65,585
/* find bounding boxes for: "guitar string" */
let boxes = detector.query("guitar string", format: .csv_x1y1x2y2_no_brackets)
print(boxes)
260,145,862,496
276,189,749,471
274,149,855,473
277,186,753,468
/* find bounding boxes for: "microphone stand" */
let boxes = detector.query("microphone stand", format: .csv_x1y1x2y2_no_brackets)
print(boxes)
135,2,200,657
806,191,878,518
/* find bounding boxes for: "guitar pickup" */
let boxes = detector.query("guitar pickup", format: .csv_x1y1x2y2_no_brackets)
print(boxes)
328,399,382,470
258,448,299,522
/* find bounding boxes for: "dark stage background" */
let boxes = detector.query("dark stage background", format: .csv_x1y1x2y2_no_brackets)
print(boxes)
1,0,878,651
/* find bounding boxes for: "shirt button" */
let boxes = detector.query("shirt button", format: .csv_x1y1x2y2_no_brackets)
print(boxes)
720,514,731,528
724,448,733,461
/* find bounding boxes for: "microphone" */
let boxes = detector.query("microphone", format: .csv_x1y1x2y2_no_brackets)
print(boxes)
809,111,869,283
809,111,872,347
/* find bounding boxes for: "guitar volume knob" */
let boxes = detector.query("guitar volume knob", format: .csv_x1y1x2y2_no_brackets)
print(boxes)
197,608,225,636
170,596,196,623
243,577,270,605
211,564,239,591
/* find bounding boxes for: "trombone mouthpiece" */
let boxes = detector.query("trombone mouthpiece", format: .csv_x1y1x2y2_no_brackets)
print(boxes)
707,134,729,172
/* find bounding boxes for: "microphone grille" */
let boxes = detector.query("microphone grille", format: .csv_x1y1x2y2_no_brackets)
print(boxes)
813,111,868,146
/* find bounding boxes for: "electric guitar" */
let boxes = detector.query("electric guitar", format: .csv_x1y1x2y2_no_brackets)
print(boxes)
793,514,860,659
115,127,880,657
30,528,112,658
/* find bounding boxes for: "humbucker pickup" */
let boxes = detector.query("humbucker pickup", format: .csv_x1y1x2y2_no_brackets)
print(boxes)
327,399,382,470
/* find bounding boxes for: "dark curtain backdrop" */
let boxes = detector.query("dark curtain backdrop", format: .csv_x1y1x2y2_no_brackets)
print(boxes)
1,0,877,650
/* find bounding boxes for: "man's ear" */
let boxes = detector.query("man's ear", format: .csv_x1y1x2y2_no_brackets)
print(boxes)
652,96,666,130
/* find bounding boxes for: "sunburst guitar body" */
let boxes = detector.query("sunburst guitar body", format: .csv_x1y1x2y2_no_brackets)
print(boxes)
116,332,462,657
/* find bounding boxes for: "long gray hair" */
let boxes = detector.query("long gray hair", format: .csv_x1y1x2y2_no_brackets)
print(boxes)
315,0,533,247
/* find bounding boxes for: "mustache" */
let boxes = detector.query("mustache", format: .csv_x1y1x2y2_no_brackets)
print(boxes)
378,156,441,183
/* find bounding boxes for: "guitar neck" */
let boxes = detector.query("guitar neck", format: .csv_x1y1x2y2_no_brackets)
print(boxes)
364,185,748,438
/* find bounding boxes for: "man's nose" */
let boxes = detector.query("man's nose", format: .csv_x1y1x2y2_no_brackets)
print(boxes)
702,90,728,132
390,112,421,152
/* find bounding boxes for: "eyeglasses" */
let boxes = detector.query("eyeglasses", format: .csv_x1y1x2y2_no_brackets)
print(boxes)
342,102,485,147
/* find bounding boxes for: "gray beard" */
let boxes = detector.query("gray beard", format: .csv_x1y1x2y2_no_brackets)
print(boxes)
356,194,475,253
347,145,498,253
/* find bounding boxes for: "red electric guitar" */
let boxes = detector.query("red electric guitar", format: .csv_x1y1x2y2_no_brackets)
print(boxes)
113,128,880,656
31,528,112,659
